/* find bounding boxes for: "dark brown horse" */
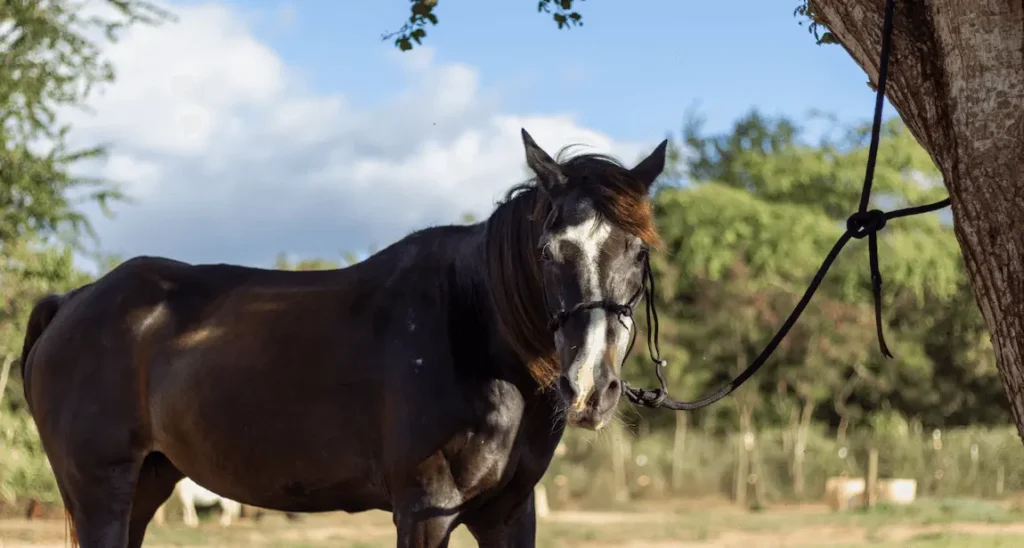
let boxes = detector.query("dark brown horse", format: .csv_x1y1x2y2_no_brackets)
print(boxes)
20,129,667,547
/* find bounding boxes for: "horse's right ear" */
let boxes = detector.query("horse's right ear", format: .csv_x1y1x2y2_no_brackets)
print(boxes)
521,128,566,192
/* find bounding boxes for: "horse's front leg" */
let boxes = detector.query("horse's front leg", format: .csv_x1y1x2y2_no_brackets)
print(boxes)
393,503,458,548
465,492,537,548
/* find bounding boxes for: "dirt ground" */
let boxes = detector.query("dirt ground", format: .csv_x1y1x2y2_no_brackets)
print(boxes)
4,500,1024,547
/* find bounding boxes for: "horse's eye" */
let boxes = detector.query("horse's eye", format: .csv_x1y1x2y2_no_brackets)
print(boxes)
541,247,555,262
635,248,648,263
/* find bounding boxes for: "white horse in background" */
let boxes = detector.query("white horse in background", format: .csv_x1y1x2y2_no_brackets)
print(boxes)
168,477,242,527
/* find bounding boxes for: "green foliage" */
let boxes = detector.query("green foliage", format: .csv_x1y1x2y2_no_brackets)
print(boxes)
0,0,172,249
386,0,584,51
0,411,60,504
549,423,1024,505
0,237,93,412
793,1,839,45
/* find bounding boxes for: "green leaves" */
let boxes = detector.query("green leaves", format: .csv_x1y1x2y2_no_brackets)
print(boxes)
793,1,838,45
384,0,440,52
0,0,171,250
537,0,584,30
387,0,585,51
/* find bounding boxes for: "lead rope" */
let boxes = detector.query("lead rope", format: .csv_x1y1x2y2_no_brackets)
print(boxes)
621,0,953,411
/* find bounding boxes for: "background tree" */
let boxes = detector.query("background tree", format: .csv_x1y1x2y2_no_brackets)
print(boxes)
1,0,172,249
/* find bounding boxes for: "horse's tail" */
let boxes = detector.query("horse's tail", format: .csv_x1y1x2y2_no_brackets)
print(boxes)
21,292,80,548
65,507,79,548
19,293,65,388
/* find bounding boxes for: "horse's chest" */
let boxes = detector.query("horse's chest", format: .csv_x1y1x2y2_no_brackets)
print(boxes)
444,389,559,499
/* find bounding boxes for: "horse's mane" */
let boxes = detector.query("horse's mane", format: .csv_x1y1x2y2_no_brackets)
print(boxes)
483,147,661,387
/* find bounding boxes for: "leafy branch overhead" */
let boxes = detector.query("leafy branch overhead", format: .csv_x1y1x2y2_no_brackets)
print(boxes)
384,0,584,51
793,1,838,44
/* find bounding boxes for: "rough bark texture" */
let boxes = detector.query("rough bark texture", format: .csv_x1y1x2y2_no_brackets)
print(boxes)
810,0,1024,436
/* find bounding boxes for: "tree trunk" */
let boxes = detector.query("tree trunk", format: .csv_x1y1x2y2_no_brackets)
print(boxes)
671,410,689,492
611,422,630,502
734,404,752,506
793,398,814,498
784,405,798,455
836,414,849,445
811,1,1024,436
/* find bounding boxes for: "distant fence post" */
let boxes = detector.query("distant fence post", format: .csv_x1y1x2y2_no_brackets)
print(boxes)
611,422,630,502
864,447,878,510
735,431,752,507
970,443,980,497
671,412,689,492
997,465,1006,497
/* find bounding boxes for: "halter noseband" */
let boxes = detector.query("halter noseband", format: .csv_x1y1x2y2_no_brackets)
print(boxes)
544,257,666,394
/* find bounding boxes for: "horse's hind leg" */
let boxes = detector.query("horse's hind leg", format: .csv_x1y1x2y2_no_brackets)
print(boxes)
127,453,183,548
57,454,141,548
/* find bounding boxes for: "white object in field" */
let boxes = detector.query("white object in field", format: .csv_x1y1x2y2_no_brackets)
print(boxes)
176,477,242,527
824,476,917,511
877,478,917,505
824,477,865,511
534,484,550,519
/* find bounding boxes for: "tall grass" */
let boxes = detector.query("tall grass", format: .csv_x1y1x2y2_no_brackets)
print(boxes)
542,420,1024,506
3,408,1024,509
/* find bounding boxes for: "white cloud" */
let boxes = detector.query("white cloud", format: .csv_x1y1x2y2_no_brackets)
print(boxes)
68,1,657,268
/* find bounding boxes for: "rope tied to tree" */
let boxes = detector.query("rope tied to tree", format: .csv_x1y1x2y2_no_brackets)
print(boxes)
621,0,953,411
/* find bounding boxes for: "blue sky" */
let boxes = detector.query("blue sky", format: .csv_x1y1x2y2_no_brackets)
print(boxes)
214,0,885,141
71,0,899,267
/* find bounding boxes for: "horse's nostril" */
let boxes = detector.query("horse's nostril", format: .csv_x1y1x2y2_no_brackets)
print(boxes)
606,379,620,395
557,376,577,401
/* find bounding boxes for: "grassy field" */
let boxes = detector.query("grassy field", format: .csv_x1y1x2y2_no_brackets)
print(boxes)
4,498,1024,547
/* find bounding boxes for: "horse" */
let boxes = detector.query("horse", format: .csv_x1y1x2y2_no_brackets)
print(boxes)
171,477,242,528
19,129,667,547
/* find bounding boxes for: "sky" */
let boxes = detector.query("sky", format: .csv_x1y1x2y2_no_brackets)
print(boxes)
66,0,891,270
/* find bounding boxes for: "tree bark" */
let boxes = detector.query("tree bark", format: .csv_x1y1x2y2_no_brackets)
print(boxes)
811,0,1024,436
793,398,814,498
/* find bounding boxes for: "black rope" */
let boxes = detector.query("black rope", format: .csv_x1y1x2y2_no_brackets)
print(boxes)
622,0,953,411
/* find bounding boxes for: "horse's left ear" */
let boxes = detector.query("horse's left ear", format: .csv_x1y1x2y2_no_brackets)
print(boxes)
521,128,567,192
631,139,669,190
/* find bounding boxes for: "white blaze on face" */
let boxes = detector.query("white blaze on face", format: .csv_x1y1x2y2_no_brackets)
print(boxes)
553,215,615,411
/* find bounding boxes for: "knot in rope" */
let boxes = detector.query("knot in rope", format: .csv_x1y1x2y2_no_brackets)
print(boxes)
846,209,888,239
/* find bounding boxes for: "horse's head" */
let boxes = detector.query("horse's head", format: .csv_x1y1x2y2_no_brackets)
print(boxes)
520,129,666,430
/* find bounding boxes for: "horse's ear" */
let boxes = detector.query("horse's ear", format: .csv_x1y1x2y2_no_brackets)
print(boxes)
521,128,566,191
631,139,669,191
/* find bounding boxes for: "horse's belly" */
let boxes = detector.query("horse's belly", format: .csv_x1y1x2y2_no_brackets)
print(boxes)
154,380,388,513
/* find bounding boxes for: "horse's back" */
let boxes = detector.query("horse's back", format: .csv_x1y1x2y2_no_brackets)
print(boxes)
24,255,372,446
